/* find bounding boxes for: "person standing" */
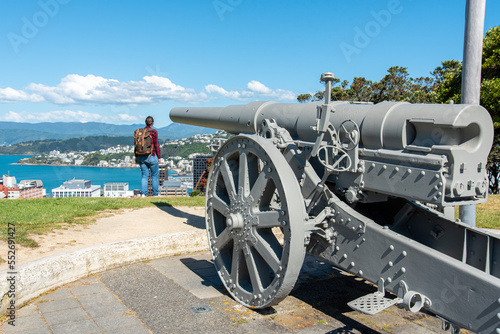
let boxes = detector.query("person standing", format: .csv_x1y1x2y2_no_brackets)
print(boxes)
135,116,160,196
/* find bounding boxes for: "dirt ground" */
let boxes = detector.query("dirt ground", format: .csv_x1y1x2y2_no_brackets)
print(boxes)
0,206,206,271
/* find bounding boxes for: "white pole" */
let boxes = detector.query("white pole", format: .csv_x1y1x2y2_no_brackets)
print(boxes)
459,0,486,227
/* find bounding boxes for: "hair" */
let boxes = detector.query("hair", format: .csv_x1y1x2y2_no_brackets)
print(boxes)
145,116,154,126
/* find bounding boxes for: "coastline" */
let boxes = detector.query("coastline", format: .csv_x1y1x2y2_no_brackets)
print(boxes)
11,162,140,169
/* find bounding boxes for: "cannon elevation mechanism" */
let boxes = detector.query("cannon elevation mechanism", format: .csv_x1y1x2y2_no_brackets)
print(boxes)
170,73,499,333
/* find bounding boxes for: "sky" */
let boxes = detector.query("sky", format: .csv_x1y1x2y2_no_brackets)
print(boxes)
0,0,499,128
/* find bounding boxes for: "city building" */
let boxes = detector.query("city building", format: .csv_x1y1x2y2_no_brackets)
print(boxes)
2,175,16,188
18,180,44,199
52,179,101,198
104,183,133,197
147,164,168,196
192,154,212,192
160,180,188,197
0,184,19,199
0,177,44,199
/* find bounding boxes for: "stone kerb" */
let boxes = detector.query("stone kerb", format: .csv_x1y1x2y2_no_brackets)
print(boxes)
0,230,208,314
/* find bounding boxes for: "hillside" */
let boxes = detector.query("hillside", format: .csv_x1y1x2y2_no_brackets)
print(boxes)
0,136,133,155
0,121,217,146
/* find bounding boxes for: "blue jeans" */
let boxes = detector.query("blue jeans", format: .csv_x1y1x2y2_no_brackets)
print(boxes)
137,154,159,196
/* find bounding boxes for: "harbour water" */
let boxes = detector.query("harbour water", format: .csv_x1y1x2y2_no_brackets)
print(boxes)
0,155,178,195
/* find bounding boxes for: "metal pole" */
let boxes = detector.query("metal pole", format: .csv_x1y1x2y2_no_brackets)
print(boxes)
459,0,486,227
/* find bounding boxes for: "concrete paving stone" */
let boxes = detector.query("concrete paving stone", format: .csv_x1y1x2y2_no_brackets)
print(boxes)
190,266,219,277
1,314,47,333
3,325,52,334
238,318,289,333
173,276,218,292
83,300,129,318
203,274,223,286
50,319,100,334
99,263,245,333
92,313,145,332
148,258,195,274
15,303,39,317
383,322,439,334
347,309,408,331
38,287,73,301
189,285,224,299
36,297,81,313
42,306,89,326
414,316,451,334
69,282,109,296
179,257,215,270
65,275,99,287
103,324,151,334
77,291,118,306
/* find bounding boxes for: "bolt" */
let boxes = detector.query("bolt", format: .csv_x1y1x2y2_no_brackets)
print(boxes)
342,254,347,259
388,261,393,267
401,267,406,273
389,245,394,251
402,251,407,257
387,277,392,283
359,270,364,275
407,169,412,174
421,171,426,176
335,246,340,251
350,262,355,267
395,167,399,172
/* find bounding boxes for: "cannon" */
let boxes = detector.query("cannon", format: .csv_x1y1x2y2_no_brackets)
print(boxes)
170,73,499,333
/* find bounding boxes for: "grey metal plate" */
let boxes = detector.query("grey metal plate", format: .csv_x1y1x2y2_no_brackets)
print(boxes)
348,292,402,315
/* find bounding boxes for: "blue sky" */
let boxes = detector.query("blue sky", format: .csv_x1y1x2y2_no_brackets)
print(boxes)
0,0,499,128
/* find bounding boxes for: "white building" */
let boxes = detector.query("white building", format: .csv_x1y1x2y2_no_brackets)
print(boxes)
104,183,133,198
52,179,101,198
2,175,16,188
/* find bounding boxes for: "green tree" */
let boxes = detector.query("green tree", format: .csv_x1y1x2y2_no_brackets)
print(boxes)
433,26,500,122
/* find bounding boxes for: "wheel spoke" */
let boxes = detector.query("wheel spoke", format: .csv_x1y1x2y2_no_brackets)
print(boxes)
254,210,281,228
249,172,268,203
253,236,281,273
244,247,263,294
211,196,229,216
230,245,241,282
214,228,231,250
220,160,237,199
239,152,249,196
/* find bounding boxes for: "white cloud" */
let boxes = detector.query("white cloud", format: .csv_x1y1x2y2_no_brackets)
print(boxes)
23,74,202,105
205,81,296,102
205,84,254,101
0,74,296,105
0,87,43,103
1,110,139,124
247,80,272,94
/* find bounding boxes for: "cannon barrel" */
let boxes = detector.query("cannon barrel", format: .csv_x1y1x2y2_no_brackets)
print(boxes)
171,101,493,205
170,100,492,154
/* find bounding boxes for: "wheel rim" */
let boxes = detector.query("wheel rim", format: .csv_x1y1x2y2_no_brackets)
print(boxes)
206,134,306,308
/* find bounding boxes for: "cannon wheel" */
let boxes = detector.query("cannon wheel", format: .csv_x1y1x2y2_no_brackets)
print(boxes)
206,134,306,308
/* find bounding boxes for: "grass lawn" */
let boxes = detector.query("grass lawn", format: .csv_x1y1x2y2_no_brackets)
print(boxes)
476,194,500,229
0,196,204,248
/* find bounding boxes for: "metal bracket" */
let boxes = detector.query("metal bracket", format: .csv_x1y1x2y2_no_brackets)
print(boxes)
312,72,336,157
208,138,227,154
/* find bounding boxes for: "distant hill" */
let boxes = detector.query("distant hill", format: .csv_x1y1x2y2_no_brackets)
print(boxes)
0,121,217,146
0,136,133,155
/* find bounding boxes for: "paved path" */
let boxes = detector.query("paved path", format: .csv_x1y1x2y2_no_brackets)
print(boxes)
2,251,452,334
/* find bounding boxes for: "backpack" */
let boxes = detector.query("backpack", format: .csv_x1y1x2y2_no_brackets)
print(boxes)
134,128,152,155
